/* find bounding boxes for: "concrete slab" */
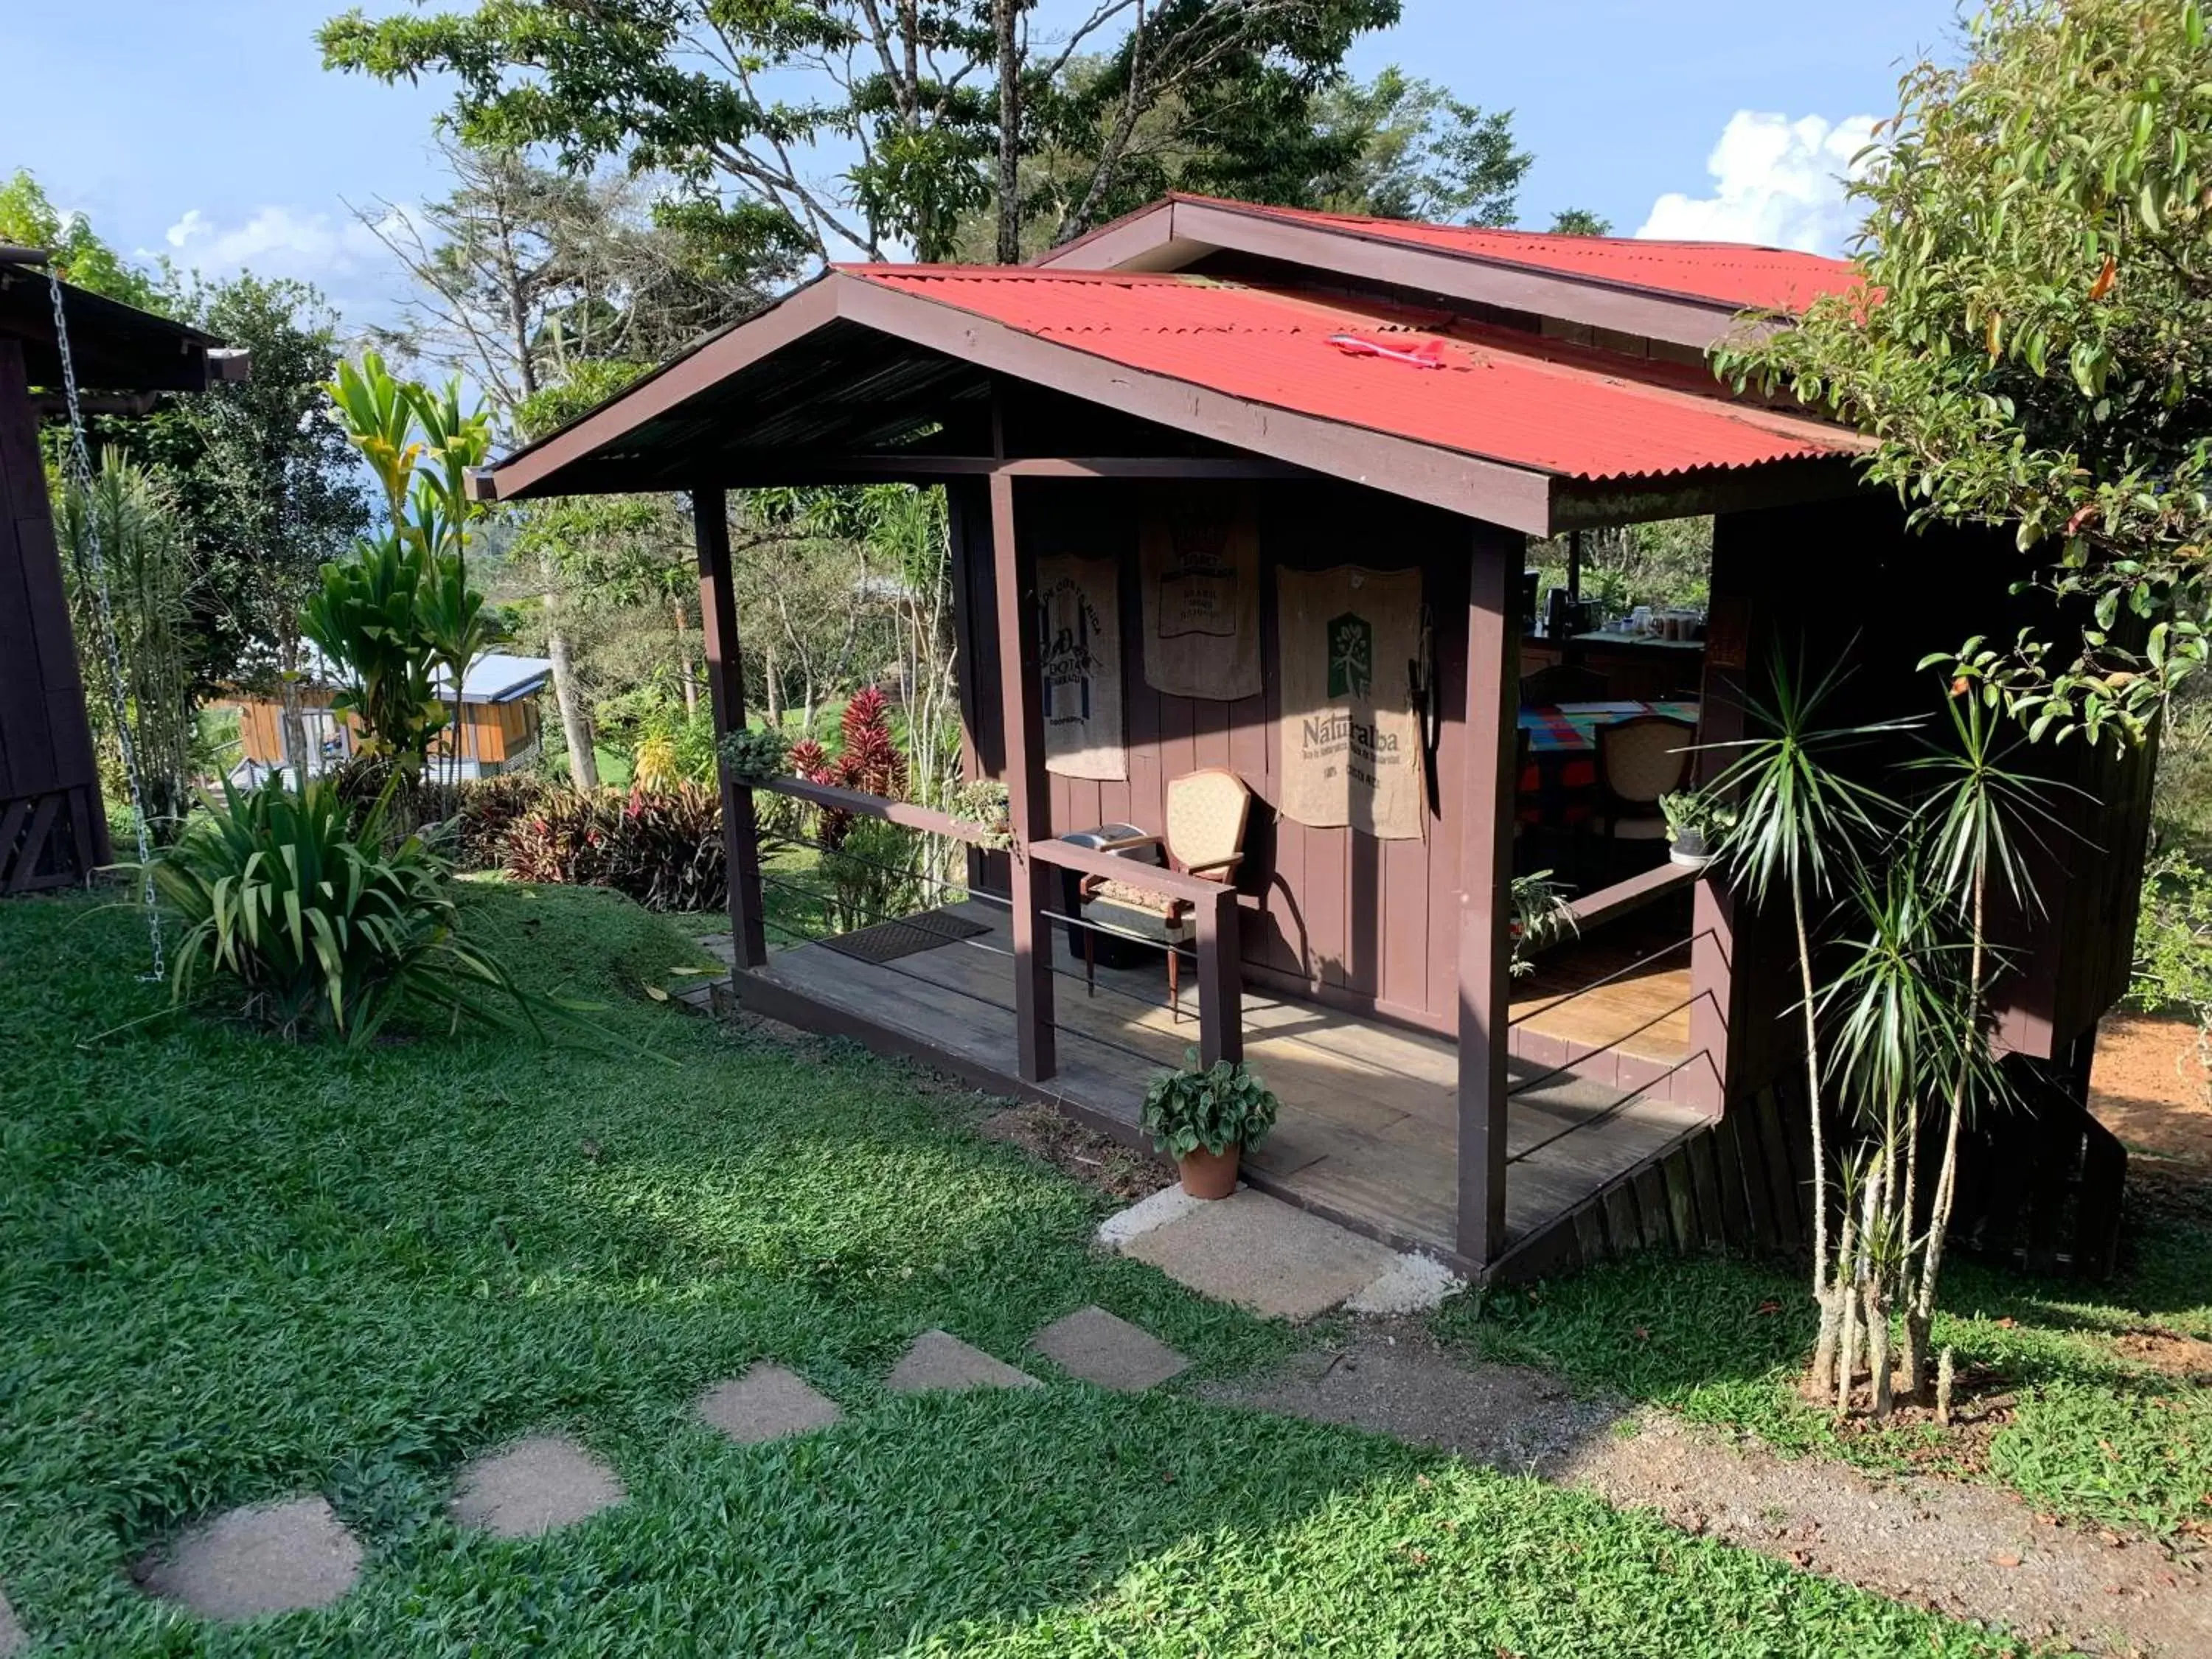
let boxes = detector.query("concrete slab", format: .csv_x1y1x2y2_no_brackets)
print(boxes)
1119,1188,1400,1321
884,1329,1041,1394
0,1587,25,1655
1032,1305,1189,1391
136,1496,364,1621
695,1364,844,1444
448,1435,625,1539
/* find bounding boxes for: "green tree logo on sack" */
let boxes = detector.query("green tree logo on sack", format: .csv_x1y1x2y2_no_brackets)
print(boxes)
1328,613,1373,698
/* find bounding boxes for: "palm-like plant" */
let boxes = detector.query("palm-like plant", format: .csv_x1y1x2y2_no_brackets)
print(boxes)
1706,648,1911,1393
1897,687,2058,1394
144,773,540,1046
300,530,448,772
327,352,422,521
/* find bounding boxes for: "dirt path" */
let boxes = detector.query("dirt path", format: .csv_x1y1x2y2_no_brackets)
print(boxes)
1208,1324,2212,1658
2090,1013,2212,1169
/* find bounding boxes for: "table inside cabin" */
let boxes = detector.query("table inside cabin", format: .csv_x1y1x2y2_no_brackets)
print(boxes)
1517,699,1700,826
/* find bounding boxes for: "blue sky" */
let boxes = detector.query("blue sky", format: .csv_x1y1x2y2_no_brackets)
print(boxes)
1,0,1963,331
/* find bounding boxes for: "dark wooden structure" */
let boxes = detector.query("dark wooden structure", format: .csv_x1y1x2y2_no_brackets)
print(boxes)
0,258,243,892
473,195,2152,1281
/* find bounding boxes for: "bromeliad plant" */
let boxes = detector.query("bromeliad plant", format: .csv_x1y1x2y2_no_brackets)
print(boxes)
1508,870,1577,978
143,773,543,1045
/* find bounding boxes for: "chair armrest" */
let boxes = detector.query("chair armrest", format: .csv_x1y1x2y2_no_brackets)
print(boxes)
1183,854,1242,880
1095,833,1164,854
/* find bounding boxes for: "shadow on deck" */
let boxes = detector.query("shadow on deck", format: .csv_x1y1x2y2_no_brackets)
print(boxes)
726,900,1720,1275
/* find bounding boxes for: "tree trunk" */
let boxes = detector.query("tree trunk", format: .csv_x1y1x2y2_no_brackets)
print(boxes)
1865,1279,1893,1419
1910,869,1988,1402
765,639,781,731
278,634,310,790
1794,878,1838,1391
994,0,1023,264
674,599,697,719
546,598,597,789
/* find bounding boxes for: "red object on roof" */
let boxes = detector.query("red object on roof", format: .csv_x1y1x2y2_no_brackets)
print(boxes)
1169,195,1863,315
840,266,1862,483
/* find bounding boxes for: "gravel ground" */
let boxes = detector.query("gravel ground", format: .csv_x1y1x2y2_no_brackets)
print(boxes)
1212,1323,2212,1658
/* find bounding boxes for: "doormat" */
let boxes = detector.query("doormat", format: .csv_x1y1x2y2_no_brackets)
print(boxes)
820,909,992,965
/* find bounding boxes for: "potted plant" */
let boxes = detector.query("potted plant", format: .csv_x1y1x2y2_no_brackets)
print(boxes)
1660,789,1735,868
717,726,789,787
1141,1048,1280,1199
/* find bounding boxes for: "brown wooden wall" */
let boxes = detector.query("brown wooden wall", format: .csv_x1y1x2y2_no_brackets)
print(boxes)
0,338,108,892
1703,493,2155,1082
958,476,1477,1032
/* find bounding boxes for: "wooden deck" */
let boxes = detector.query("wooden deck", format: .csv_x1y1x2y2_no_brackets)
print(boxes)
736,902,1717,1268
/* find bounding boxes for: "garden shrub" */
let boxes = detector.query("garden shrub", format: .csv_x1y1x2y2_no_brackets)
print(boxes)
143,773,537,1044
502,783,727,914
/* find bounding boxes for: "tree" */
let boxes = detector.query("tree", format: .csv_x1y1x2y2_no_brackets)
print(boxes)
319,1,1401,265
1719,0,2212,750
358,143,765,786
133,274,371,760
1307,67,1528,224
1549,207,1612,236
0,170,161,307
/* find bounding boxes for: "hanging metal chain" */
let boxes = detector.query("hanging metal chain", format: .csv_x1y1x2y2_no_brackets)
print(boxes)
48,270,165,982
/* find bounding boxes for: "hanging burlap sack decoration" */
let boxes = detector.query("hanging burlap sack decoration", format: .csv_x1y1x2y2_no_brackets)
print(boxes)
1036,553,1126,780
1138,485,1262,700
1277,564,1425,841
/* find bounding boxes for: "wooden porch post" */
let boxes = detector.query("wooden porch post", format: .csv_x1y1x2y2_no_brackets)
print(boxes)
990,470,1057,1082
1195,885,1242,1067
694,486,768,969
1457,529,1522,1265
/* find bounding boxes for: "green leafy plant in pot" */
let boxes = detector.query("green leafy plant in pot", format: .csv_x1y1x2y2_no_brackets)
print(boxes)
1141,1048,1281,1199
1660,788,1736,868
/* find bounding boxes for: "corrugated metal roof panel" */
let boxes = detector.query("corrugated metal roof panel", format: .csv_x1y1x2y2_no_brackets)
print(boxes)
1171,195,1863,314
844,268,1862,484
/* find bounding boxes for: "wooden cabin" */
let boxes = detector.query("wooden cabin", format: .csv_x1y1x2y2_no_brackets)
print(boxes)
470,195,2149,1283
220,653,554,785
0,257,246,892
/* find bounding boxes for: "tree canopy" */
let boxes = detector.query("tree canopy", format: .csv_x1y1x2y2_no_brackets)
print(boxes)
0,171,161,308
1722,0,2212,747
318,0,1407,263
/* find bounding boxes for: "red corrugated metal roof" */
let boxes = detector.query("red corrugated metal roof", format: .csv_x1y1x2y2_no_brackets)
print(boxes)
1170,195,1863,314
840,266,1863,484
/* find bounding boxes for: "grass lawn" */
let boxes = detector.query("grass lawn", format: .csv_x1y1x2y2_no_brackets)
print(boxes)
1,886,2028,1656
1441,1189,2212,1545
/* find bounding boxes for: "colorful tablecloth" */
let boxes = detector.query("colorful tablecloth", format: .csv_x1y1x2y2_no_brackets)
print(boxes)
1516,700,1700,825
1519,700,1701,755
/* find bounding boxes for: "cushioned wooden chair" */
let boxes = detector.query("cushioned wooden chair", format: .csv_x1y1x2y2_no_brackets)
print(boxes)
1590,715,1696,843
1079,768,1252,1020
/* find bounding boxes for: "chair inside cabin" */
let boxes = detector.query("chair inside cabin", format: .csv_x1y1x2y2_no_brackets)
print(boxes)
1588,715,1695,848
1521,662,1610,706
1079,768,1252,1020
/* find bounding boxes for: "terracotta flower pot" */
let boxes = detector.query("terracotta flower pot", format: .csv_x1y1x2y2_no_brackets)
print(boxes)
1178,1144,1240,1200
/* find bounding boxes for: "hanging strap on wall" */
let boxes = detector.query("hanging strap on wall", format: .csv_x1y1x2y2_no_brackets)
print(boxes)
47,270,166,982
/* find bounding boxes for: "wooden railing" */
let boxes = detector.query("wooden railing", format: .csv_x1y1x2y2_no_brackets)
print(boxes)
1026,836,1242,1068
738,776,1243,1077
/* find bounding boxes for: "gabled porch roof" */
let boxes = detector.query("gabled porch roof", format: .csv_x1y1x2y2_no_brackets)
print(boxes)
476,259,1865,535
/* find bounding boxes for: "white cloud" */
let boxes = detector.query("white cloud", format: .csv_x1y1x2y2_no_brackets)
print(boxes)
156,203,413,285
1637,111,1879,254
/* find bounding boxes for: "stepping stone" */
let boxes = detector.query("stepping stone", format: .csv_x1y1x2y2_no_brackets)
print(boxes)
695,1363,844,1444
0,1587,24,1657
884,1329,1041,1394
448,1435,625,1539
1032,1305,1189,1391
1119,1187,1399,1321
135,1496,364,1621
